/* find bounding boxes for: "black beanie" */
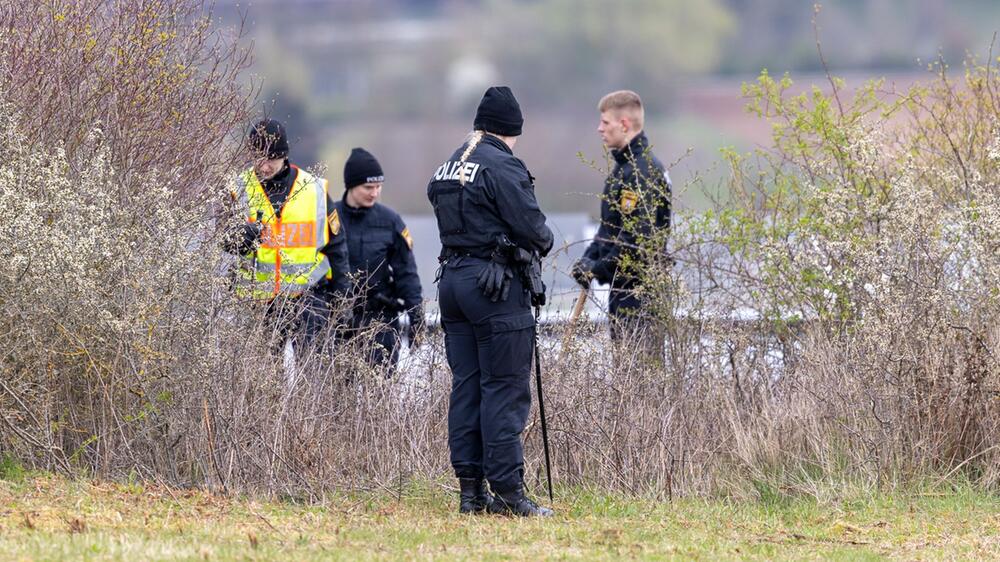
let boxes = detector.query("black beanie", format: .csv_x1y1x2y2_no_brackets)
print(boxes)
343,147,384,189
473,86,523,137
247,119,289,159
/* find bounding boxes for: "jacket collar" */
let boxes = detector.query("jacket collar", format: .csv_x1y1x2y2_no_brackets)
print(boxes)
259,161,294,194
612,131,649,165
480,133,513,155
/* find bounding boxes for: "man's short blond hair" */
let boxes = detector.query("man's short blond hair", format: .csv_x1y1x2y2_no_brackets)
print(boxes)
598,90,644,130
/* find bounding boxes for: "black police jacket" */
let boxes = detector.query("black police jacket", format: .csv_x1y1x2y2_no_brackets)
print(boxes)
582,132,671,288
333,197,422,319
427,134,553,258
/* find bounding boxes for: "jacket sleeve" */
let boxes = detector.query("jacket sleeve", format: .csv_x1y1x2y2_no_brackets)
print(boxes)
581,175,621,284
318,195,351,297
388,215,423,310
584,223,617,284
590,229,620,285
656,169,673,236
582,224,607,262
582,178,616,282
221,182,254,256
488,159,555,256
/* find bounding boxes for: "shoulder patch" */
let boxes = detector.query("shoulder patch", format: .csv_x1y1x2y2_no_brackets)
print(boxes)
620,189,639,214
401,226,414,250
328,208,341,236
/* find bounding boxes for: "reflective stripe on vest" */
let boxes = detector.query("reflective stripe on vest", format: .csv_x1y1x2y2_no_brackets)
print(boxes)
234,166,331,299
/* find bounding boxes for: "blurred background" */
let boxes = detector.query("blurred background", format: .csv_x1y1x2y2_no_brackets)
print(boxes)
215,0,1000,309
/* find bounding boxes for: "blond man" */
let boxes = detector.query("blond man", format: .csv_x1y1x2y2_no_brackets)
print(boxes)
572,90,672,344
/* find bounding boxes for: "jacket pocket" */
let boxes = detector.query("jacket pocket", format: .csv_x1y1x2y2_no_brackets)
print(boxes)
429,183,467,235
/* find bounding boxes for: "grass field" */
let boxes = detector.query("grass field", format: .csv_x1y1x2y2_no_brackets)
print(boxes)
2,474,999,561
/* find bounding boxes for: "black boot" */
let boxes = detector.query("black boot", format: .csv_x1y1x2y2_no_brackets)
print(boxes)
458,478,493,514
486,486,554,517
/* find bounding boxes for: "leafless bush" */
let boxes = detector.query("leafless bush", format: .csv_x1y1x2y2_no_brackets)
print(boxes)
0,0,253,203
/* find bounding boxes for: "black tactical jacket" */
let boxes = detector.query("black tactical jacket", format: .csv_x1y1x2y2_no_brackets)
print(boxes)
427,134,553,258
333,197,422,319
582,132,671,289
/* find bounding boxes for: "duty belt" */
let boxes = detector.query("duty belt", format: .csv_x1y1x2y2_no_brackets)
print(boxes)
439,246,493,261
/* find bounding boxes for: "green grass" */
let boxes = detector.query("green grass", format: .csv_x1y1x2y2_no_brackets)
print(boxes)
0,454,27,482
2,475,999,560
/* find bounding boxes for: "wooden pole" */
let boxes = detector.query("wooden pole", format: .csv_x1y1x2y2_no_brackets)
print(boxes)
560,287,589,354
570,287,588,322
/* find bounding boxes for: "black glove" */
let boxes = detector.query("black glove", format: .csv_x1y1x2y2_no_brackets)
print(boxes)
241,222,263,247
477,260,513,302
223,221,264,255
238,209,265,253
406,305,425,349
572,257,595,288
372,292,404,314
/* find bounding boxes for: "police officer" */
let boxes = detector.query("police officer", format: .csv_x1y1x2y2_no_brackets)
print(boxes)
428,86,554,517
333,147,423,371
224,119,350,351
572,90,671,346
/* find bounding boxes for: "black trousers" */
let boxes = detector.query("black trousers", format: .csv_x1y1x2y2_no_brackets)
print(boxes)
438,257,535,494
609,285,664,364
348,310,402,372
609,287,640,335
263,290,331,353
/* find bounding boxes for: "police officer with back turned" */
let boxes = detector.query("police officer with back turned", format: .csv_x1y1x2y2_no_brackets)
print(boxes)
428,86,555,517
334,147,423,371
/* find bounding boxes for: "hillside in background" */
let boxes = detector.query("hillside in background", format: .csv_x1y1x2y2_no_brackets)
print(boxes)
213,0,1000,214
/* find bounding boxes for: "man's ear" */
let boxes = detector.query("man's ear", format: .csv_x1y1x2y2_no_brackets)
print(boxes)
620,115,633,134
